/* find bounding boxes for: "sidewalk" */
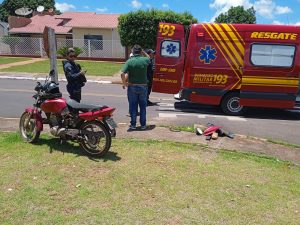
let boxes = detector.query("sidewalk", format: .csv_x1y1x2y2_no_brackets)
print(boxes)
1,117,299,165
0,58,122,84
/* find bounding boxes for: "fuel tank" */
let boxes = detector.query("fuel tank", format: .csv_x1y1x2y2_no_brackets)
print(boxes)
41,98,67,113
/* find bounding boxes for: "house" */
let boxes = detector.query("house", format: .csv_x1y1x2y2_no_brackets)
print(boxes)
6,12,124,59
0,22,8,36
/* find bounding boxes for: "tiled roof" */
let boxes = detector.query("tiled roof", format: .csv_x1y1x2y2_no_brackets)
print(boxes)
63,13,120,29
55,12,96,19
9,12,120,35
9,14,71,34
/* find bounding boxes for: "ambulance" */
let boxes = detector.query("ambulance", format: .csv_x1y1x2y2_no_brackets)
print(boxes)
152,22,300,115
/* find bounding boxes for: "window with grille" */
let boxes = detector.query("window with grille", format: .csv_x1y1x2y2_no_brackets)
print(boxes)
84,35,103,50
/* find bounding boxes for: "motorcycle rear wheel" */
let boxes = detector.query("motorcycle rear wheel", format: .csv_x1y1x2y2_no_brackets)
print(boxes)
19,112,40,143
79,121,111,157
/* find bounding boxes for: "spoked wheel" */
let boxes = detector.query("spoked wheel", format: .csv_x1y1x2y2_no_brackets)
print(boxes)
221,92,247,116
19,112,40,143
79,121,111,157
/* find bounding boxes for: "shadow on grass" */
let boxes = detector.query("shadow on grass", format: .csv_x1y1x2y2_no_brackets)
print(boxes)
33,138,121,162
127,124,156,132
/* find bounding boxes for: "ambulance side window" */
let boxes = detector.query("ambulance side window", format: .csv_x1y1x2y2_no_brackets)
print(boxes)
250,44,295,67
160,40,181,58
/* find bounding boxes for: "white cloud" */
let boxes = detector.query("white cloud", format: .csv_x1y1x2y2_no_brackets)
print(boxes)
254,0,292,19
273,21,300,26
55,3,76,12
210,0,293,21
84,6,90,9
146,4,152,8
253,0,275,19
272,20,284,25
131,0,142,9
162,3,169,9
275,6,292,15
96,7,108,13
209,0,253,21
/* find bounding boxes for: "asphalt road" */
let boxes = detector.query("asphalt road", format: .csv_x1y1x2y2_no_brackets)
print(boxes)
0,79,300,144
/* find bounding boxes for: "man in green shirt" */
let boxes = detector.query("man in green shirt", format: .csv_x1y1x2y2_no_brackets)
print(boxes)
121,44,150,130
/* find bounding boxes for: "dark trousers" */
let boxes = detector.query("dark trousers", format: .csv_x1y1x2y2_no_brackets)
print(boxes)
68,88,81,103
147,74,153,102
128,85,147,127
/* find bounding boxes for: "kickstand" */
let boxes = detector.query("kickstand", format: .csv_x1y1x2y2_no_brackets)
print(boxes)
60,139,66,145
60,139,66,155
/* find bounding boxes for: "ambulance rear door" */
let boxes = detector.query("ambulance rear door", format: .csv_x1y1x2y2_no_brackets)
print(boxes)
152,23,185,94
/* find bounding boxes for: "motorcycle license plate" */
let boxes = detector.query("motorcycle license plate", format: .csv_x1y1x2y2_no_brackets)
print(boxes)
106,118,117,128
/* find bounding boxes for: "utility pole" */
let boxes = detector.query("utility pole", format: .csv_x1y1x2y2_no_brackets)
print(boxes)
43,27,58,83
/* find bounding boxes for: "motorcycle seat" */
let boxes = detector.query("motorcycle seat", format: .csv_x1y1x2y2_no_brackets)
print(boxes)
67,99,107,112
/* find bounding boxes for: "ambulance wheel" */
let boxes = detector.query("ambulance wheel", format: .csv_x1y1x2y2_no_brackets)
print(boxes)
221,92,246,116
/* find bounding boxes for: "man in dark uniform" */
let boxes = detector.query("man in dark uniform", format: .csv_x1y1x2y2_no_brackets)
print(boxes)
146,49,155,106
63,48,86,102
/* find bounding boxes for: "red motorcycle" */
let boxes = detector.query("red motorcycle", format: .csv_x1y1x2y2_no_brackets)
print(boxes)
19,70,117,157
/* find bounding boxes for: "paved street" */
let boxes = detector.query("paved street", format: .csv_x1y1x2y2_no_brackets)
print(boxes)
0,79,300,144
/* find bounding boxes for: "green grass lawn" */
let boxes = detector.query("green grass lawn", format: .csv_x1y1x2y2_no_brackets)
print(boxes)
0,56,32,65
0,132,299,224
0,59,123,76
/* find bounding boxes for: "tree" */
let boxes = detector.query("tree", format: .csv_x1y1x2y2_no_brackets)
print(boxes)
215,6,256,24
118,9,197,50
0,0,57,22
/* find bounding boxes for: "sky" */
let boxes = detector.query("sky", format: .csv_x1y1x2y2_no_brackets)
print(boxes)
2,0,300,25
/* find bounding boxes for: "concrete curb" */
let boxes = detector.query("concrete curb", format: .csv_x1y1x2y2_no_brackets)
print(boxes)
0,75,113,84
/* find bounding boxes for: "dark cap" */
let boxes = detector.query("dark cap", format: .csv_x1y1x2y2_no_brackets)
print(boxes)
146,49,155,54
67,47,75,55
132,44,142,54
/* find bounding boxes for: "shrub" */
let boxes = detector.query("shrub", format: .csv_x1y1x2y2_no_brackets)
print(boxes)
57,46,83,57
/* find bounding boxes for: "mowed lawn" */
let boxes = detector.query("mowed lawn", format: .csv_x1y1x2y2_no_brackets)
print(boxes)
0,59,123,76
0,132,299,224
0,56,32,65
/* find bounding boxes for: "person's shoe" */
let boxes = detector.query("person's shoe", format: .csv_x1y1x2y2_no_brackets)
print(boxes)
141,125,147,130
128,125,136,130
147,101,155,106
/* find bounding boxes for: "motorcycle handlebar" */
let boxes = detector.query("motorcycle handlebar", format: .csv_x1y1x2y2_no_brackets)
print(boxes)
34,82,48,92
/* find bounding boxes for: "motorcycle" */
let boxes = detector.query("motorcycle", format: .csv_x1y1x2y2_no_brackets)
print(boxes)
19,70,117,157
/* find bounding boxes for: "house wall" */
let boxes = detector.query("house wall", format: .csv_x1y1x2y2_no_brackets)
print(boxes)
72,28,119,40
9,33,70,39
71,28,124,58
0,29,125,60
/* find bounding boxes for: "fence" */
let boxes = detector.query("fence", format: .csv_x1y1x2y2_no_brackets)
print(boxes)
0,36,126,60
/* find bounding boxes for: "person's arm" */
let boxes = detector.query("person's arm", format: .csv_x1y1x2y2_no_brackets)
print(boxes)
141,49,150,58
64,63,83,82
121,61,129,89
120,72,128,89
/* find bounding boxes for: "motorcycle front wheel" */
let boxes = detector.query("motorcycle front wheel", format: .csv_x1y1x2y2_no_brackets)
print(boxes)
19,112,40,143
79,121,111,157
